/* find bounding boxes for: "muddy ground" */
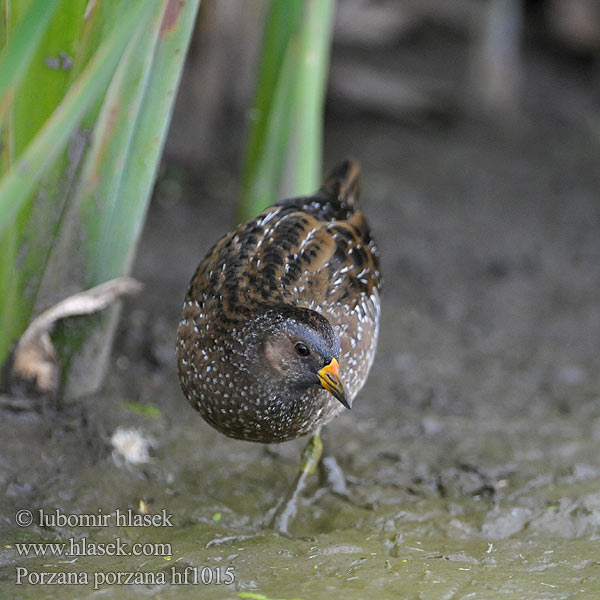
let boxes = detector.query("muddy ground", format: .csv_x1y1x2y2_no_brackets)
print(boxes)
2,23,600,600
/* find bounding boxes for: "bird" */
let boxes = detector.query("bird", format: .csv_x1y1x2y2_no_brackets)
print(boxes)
176,159,381,529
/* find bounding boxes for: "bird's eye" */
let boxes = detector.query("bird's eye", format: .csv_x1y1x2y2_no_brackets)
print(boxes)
295,342,310,357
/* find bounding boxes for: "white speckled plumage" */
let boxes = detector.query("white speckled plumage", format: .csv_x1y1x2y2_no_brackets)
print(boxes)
177,160,381,443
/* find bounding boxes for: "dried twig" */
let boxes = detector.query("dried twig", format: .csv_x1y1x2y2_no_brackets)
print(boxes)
10,277,142,394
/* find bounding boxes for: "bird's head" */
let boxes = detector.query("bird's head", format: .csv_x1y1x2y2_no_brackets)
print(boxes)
240,305,349,409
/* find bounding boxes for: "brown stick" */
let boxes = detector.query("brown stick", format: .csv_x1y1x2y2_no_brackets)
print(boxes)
11,277,142,393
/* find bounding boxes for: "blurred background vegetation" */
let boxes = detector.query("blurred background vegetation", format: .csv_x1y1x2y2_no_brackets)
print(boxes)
0,0,201,398
168,0,599,169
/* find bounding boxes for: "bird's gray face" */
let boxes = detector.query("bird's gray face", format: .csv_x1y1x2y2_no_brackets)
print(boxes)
241,307,349,409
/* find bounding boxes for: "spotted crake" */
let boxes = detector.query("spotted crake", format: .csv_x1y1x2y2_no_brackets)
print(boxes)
177,160,381,443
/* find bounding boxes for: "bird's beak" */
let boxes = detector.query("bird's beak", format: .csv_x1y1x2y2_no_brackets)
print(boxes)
318,358,350,409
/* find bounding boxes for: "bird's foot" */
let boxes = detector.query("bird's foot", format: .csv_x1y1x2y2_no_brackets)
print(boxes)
268,431,323,535
318,454,353,498
312,454,375,510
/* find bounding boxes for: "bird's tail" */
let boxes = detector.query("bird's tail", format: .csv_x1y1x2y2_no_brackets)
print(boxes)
321,159,360,210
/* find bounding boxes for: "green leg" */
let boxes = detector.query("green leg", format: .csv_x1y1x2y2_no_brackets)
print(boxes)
269,428,323,535
300,428,323,475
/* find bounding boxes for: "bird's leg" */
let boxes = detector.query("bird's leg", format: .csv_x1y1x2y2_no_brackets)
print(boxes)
269,428,323,535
